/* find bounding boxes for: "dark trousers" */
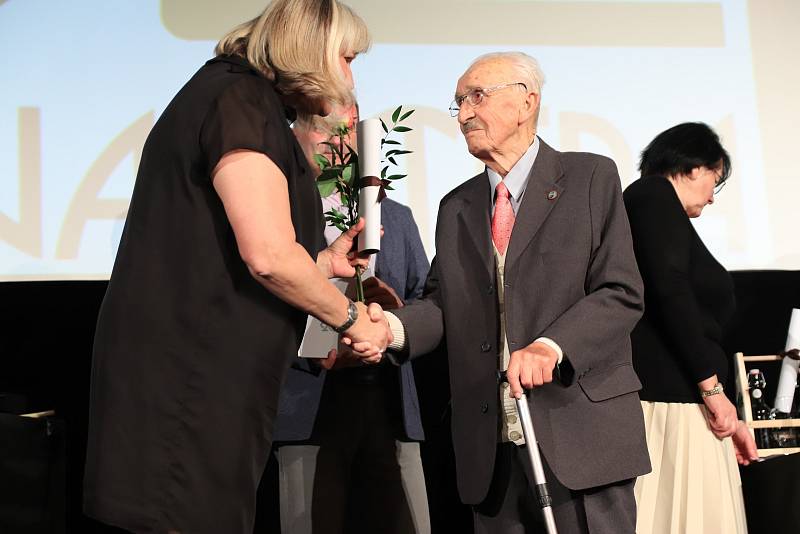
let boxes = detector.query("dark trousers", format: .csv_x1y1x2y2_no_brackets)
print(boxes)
473,443,636,534
306,373,419,534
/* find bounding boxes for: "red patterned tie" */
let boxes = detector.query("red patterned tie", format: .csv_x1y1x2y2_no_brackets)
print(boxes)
491,182,515,255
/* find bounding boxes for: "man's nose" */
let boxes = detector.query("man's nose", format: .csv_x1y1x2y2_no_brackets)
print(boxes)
457,103,474,124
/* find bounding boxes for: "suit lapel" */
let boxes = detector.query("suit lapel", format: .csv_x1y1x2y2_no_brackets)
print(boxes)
457,173,494,281
505,140,565,268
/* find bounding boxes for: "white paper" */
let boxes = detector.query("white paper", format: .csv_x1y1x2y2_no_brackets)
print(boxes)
297,279,349,359
357,118,382,254
774,308,800,412
296,268,375,359
357,118,382,177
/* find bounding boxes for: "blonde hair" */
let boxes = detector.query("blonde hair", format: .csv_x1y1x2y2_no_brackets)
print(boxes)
215,0,370,107
294,103,358,136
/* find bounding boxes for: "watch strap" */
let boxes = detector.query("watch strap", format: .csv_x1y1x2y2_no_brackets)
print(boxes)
332,299,358,334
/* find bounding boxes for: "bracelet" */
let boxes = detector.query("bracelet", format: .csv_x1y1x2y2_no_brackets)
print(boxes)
700,382,724,398
332,299,358,334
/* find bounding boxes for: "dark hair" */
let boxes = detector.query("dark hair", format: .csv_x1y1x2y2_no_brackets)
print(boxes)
638,122,731,185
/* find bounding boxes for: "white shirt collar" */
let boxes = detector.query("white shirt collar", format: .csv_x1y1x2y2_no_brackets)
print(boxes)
486,136,540,206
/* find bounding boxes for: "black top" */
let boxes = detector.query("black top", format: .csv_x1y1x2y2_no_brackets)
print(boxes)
624,176,735,403
83,55,323,533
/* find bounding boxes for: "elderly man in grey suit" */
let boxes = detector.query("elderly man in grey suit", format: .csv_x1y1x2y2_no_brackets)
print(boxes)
378,52,651,533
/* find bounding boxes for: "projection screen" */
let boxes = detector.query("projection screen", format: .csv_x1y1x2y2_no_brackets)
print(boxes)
1,0,798,281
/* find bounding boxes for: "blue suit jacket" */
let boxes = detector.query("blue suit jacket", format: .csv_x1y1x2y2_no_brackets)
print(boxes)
273,199,430,441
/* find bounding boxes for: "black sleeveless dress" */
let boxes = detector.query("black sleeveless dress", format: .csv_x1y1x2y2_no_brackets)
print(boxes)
84,55,323,534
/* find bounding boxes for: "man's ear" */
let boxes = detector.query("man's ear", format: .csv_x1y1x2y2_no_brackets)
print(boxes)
520,91,540,124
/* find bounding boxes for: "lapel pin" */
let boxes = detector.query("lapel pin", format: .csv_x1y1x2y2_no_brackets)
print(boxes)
547,190,558,200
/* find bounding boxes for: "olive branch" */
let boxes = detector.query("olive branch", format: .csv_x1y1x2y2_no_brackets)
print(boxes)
314,105,415,300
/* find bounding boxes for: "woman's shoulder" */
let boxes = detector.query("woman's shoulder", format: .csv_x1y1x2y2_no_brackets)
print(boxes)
194,55,282,110
623,176,689,232
624,175,671,197
624,176,680,209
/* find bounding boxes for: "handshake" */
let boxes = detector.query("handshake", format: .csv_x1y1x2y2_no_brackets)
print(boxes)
324,276,400,370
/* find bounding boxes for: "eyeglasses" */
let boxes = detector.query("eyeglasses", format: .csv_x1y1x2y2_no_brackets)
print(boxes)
449,82,527,117
712,170,727,195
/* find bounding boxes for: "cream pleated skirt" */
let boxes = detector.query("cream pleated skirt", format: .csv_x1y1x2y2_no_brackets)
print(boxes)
635,401,748,534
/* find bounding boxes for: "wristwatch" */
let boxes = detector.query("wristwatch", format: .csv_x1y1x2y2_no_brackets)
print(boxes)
332,299,358,334
700,382,724,398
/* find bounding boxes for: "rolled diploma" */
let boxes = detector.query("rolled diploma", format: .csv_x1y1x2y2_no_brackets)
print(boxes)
774,308,800,413
357,118,382,254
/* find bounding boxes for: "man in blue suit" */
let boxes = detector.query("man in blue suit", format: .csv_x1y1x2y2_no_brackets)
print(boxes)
271,107,432,534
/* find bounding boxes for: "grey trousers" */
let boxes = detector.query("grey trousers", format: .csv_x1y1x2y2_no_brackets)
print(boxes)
473,443,636,534
276,442,430,534
274,376,430,534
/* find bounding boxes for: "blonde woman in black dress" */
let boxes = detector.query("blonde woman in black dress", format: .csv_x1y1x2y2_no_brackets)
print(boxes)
84,2,390,533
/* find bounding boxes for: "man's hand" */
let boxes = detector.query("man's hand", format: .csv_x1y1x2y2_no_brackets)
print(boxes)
319,342,381,370
363,276,404,310
506,341,559,399
317,218,370,279
340,302,391,359
731,420,759,466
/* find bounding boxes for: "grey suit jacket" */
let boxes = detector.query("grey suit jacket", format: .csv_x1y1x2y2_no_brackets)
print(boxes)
273,199,430,442
393,139,651,504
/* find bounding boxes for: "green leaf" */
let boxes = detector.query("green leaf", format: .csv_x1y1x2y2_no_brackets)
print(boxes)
324,216,345,225
314,153,331,170
391,106,402,123
381,165,389,179
333,222,348,232
388,156,397,165
342,164,352,184
317,178,338,198
383,139,400,145
384,184,395,190
320,141,344,163
386,174,407,181
392,126,412,132
317,168,341,182
399,109,415,121
380,118,388,133
385,149,412,157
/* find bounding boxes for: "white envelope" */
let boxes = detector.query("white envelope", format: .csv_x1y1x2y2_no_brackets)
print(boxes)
297,267,375,358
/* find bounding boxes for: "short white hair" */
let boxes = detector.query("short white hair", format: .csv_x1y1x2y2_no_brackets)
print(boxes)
469,51,545,95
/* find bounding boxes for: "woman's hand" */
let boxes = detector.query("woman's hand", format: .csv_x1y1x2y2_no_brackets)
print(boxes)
699,375,738,438
317,218,370,279
731,420,759,465
339,302,392,357
702,392,739,439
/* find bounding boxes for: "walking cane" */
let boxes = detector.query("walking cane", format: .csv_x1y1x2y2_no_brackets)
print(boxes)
500,371,559,534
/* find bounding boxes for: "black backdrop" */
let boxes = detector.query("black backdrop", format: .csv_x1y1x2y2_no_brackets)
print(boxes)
1,271,799,533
